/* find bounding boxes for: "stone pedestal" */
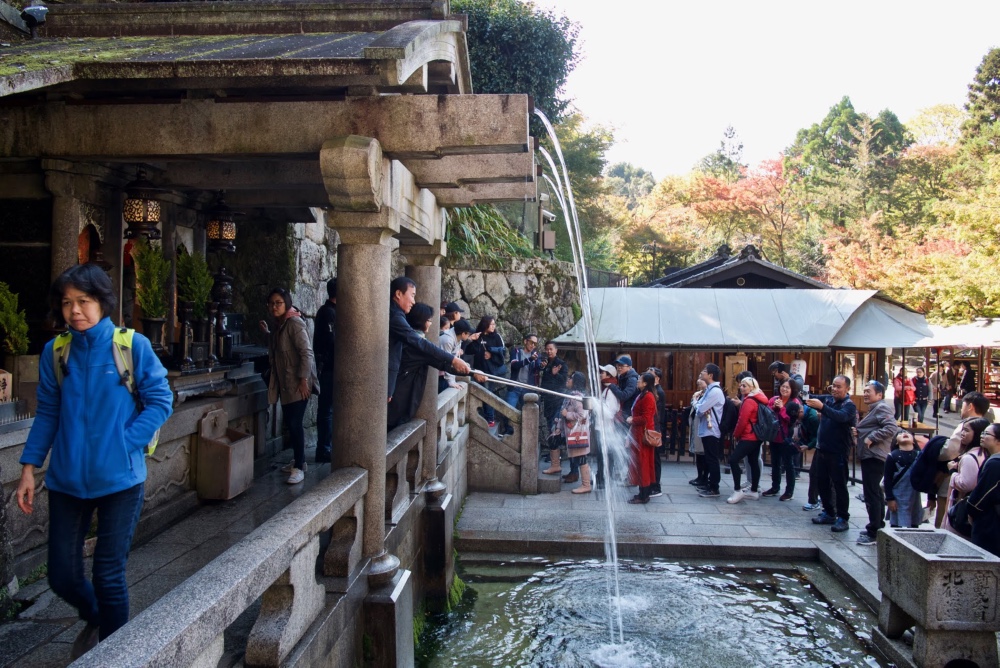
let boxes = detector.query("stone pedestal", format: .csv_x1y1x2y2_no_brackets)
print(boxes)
876,527,1000,668
423,492,455,608
364,569,414,668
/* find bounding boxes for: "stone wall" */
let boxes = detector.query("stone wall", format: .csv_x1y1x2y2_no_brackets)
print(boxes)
441,258,580,344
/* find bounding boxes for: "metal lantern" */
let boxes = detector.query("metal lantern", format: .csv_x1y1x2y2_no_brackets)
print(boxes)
123,169,163,240
206,192,239,254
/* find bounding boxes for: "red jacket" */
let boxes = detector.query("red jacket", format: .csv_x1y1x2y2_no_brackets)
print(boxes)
733,393,768,442
630,390,657,442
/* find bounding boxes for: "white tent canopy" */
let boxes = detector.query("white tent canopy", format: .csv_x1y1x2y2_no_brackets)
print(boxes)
555,288,932,349
913,319,1000,348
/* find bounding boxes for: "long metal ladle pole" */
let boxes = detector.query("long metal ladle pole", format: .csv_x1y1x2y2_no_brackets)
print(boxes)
467,369,596,410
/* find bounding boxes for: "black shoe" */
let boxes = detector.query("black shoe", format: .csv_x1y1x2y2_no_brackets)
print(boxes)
70,623,100,660
628,496,649,504
689,478,707,486
314,453,331,464
812,512,836,525
761,488,780,497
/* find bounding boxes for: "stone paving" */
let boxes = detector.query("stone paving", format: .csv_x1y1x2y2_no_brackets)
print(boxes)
1,453,331,668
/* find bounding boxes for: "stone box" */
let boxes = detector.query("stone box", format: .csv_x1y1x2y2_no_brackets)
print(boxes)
878,527,1000,632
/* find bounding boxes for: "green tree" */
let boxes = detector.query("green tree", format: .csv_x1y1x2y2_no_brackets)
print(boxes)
455,0,580,125
907,104,966,146
696,125,745,182
605,162,656,210
963,48,1000,141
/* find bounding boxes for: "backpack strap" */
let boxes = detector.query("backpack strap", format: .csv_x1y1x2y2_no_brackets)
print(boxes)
52,331,73,386
111,327,137,395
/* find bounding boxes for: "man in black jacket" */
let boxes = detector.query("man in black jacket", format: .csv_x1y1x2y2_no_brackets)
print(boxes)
313,278,337,463
805,375,858,533
388,277,470,429
539,340,568,432
611,355,639,419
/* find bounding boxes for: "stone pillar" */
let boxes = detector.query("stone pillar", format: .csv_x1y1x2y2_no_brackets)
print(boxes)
402,242,448,492
322,135,402,584
44,170,84,281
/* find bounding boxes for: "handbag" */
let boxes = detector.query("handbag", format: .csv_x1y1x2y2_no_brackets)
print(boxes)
644,428,662,448
947,498,973,538
567,422,589,449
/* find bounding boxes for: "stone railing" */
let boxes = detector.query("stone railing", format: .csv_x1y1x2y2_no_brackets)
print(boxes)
385,420,425,524
435,383,466,463
464,381,538,494
73,467,368,668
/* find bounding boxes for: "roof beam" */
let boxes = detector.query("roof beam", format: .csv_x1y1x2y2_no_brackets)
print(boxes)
0,94,530,161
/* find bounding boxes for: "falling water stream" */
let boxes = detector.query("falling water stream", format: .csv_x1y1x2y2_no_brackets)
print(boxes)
534,109,627,645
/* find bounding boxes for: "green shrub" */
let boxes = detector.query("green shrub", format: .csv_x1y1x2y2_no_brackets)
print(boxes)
130,240,170,319
0,282,29,355
175,248,215,320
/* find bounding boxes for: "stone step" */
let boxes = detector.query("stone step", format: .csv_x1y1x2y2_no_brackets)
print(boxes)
537,472,561,494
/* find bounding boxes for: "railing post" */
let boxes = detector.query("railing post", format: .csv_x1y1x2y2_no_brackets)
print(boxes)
520,393,539,494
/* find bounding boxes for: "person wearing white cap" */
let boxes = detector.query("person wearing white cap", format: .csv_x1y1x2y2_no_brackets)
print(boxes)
593,364,621,489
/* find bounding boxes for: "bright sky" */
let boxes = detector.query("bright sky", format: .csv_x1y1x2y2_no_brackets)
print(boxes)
532,0,1000,179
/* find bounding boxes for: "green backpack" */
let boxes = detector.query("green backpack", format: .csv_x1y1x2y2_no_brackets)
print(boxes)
52,327,160,455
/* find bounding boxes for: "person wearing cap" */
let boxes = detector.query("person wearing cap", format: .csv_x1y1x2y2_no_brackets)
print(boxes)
768,361,804,397
593,364,621,489
854,380,898,545
610,355,639,419
444,301,464,325
439,318,474,392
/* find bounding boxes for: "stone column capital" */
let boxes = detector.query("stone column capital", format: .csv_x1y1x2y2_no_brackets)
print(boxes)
320,136,385,212
400,240,447,267
328,209,399,246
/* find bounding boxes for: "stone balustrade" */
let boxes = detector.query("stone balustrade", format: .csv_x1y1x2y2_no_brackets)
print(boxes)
72,467,368,668
385,420,425,523
435,383,467,463
464,381,538,494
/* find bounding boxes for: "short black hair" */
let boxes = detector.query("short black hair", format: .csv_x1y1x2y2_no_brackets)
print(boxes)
703,363,722,382
406,302,435,332
266,287,293,311
768,361,787,374
326,277,338,300
50,263,117,328
648,366,663,380
453,318,474,335
734,369,753,382
524,332,538,342
440,315,450,329
390,276,415,300
963,391,991,417
785,401,802,421
834,374,851,388
545,340,558,348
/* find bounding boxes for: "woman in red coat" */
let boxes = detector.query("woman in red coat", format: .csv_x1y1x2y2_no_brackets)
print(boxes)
627,372,658,504
728,376,769,504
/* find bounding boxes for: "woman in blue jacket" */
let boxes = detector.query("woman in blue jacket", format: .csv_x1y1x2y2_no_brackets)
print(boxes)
16,264,173,657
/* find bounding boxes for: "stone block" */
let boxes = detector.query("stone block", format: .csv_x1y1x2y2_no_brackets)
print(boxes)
457,269,484,302
484,272,511,307
877,527,1000,668
364,569,414,668
423,493,455,608
304,220,327,245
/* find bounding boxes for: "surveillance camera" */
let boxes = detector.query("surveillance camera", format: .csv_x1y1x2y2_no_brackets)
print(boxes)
541,209,557,222
20,5,49,28
539,193,550,202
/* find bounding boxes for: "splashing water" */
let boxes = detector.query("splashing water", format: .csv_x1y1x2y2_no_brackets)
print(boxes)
534,109,633,645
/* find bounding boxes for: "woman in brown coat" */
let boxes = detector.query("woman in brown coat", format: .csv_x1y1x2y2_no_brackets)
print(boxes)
260,287,318,484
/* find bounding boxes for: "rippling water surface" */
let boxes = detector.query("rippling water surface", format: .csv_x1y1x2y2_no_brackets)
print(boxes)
420,559,891,668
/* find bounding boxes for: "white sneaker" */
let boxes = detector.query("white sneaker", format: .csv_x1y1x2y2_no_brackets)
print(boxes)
286,468,305,484
741,481,751,491
281,461,307,474
726,490,746,504
744,490,759,500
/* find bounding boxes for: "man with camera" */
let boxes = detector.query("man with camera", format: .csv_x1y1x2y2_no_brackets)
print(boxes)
507,333,541,410
805,376,858,533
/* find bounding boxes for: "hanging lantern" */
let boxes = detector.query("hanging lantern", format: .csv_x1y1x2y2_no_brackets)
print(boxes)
207,191,240,254
123,168,163,240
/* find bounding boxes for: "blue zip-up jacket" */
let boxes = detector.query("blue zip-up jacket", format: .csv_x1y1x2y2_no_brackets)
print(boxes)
21,317,173,499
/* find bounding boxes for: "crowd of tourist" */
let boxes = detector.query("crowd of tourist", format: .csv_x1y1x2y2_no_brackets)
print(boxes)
244,274,1000,558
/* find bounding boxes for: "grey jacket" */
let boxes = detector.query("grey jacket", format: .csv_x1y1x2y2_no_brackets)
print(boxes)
856,399,898,462
267,315,318,406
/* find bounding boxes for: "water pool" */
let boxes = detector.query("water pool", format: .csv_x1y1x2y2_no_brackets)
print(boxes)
419,558,890,668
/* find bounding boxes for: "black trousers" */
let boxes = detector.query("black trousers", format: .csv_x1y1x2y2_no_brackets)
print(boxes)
860,457,886,538
730,439,762,492
815,450,850,520
769,442,796,495
702,435,722,492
